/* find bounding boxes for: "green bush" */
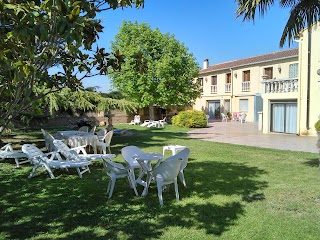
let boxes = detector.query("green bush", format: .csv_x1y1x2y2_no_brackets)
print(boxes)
314,120,320,132
172,110,207,128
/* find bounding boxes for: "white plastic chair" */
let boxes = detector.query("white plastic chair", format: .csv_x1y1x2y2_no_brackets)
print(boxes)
240,113,247,123
121,146,145,184
147,121,160,128
96,130,113,154
140,120,151,127
144,153,183,206
53,140,115,162
102,158,138,198
22,144,91,179
159,117,166,128
169,148,190,188
129,115,141,125
0,143,29,167
78,126,89,132
221,113,228,122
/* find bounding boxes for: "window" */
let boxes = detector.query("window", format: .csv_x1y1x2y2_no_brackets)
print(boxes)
243,70,250,82
198,77,203,86
226,73,231,83
239,99,248,112
264,67,273,79
289,63,298,78
211,76,217,85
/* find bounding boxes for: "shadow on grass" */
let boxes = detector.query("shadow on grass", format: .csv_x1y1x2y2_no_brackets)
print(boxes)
0,158,267,239
303,158,319,168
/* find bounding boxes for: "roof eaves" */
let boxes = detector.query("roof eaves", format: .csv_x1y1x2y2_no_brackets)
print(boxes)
199,54,298,75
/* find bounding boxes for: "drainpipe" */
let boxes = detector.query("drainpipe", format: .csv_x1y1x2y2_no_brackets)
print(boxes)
294,37,302,135
306,29,311,130
230,68,234,112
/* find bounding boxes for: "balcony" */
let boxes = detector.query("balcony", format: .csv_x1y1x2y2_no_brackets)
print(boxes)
211,85,217,94
225,83,231,93
262,78,298,93
242,81,250,92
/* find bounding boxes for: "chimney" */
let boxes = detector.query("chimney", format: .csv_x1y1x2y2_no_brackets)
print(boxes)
203,59,209,69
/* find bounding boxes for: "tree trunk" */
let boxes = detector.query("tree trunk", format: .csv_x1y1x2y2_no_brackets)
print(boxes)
149,104,155,120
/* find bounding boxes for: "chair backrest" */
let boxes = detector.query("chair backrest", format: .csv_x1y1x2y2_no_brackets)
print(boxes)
53,140,79,160
96,128,108,140
103,159,126,175
0,143,13,152
103,130,114,145
152,155,182,183
121,146,144,166
22,144,47,163
41,129,55,151
171,148,190,170
78,126,89,132
134,115,141,124
90,126,96,133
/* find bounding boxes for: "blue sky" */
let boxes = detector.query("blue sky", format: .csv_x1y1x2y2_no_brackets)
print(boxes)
82,0,296,92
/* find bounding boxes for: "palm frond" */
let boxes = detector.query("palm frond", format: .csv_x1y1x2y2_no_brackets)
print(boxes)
280,0,320,47
235,0,275,21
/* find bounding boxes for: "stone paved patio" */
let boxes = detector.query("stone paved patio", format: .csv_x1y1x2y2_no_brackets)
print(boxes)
187,121,319,153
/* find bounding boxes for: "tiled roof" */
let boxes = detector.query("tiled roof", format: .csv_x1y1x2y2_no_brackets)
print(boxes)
200,48,298,74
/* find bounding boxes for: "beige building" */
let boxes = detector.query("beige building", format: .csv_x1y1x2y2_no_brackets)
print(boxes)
194,22,320,136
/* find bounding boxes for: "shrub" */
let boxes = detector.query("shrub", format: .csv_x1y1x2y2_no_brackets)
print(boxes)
314,120,320,132
172,110,207,128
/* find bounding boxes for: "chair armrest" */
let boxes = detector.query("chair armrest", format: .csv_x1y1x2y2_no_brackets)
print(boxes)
1,143,13,152
45,151,63,160
70,145,87,155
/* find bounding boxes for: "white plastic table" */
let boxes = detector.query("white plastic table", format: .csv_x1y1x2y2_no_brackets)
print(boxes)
134,152,163,196
55,131,98,153
163,145,187,156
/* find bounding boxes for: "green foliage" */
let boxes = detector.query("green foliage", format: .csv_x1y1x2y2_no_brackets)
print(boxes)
235,0,320,47
0,1,144,133
172,110,207,128
109,21,201,116
314,120,320,132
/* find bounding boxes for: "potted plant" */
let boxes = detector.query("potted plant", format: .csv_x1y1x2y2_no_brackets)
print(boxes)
226,111,232,121
314,120,320,149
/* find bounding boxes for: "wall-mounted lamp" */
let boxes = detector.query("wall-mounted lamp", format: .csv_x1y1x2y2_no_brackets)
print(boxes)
278,65,282,73
204,77,208,82
234,72,237,78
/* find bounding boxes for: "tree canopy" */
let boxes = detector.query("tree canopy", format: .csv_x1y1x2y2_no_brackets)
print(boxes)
235,0,320,47
0,0,144,132
108,21,201,119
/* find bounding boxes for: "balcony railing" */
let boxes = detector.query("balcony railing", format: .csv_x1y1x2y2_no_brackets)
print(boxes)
211,85,217,93
225,83,231,92
262,78,298,93
242,81,250,92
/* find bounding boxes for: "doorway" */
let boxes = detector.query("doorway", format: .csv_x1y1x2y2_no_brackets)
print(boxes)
270,101,297,134
208,101,221,120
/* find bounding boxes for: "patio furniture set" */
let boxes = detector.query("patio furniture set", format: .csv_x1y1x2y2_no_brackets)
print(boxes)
221,112,247,123
0,126,190,205
130,115,167,128
0,127,115,179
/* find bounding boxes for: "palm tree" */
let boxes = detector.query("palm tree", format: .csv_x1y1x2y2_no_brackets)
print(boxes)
235,0,320,47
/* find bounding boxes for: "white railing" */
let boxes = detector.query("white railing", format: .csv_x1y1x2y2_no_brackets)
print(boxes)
225,83,231,92
262,78,298,93
211,85,217,93
242,81,250,92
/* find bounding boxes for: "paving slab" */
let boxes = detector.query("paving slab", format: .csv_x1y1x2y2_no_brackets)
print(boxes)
187,122,319,153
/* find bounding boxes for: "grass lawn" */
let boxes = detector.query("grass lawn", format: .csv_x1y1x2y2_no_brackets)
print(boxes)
0,124,319,239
